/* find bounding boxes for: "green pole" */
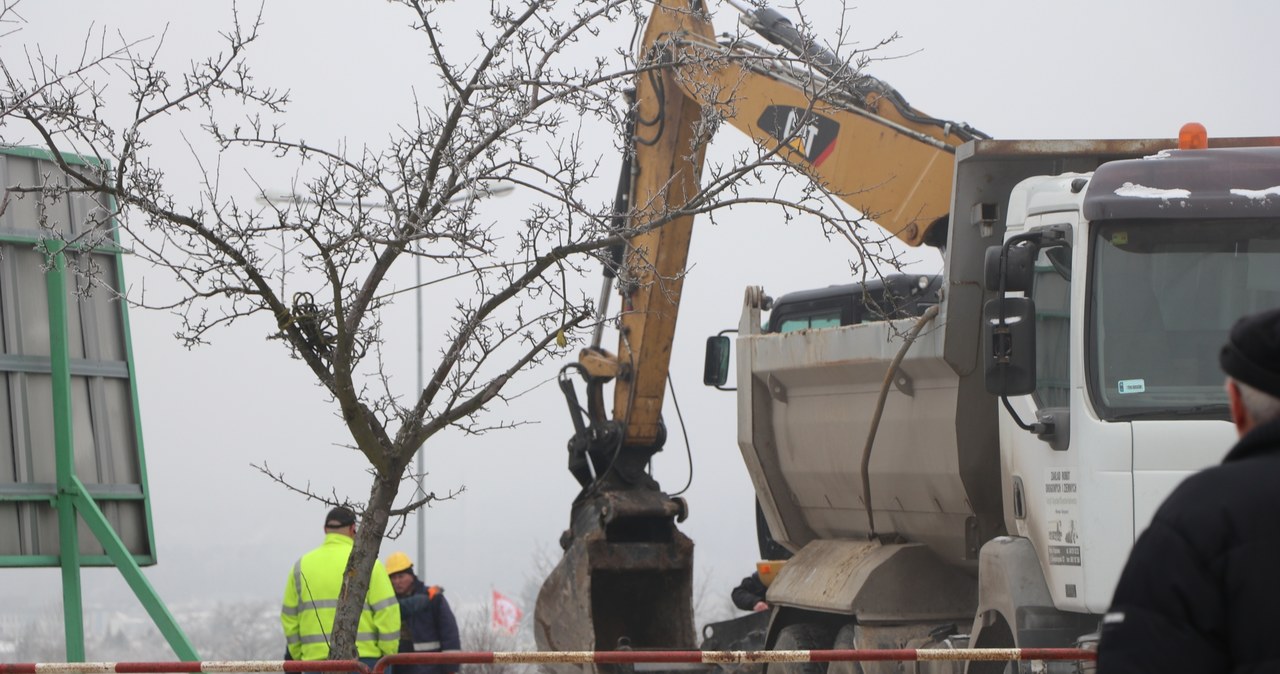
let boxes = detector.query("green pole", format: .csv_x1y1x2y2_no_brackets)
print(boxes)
46,241,86,662
70,474,198,660
45,241,199,660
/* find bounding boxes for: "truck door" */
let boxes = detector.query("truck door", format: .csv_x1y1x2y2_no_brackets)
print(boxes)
1003,216,1135,615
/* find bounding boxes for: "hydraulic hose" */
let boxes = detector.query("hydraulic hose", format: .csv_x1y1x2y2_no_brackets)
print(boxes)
859,303,940,539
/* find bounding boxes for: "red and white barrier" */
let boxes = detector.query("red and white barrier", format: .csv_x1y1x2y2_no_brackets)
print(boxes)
0,647,1095,674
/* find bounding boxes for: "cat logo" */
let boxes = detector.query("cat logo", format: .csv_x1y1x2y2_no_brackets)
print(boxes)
757,105,839,167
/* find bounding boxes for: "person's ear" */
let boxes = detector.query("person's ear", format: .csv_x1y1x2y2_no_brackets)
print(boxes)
1226,378,1251,436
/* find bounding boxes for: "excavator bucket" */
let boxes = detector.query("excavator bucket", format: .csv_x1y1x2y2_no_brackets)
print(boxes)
535,486,695,666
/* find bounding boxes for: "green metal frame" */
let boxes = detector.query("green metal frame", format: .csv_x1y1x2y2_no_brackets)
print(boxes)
0,146,197,660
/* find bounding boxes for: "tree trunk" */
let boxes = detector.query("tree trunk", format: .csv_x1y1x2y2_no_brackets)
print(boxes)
329,470,401,659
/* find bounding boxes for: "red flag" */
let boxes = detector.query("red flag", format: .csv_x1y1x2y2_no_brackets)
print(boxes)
492,589,523,634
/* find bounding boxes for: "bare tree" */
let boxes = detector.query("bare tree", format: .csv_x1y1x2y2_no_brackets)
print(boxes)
0,0,923,658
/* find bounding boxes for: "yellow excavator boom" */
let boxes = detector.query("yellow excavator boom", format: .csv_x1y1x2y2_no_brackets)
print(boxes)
615,0,978,449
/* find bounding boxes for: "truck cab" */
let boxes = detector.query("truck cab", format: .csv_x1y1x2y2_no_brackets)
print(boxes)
980,145,1280,649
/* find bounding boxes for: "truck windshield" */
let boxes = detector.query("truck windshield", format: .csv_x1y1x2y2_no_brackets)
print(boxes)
1088,218,1280,421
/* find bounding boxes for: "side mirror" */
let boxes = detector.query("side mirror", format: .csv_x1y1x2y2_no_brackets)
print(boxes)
703,335,732,388
1045,246,1072,281
983,297,1036,396
983,243,1037,293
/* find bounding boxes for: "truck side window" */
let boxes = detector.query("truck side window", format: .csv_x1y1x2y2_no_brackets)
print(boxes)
1032,247,1071,409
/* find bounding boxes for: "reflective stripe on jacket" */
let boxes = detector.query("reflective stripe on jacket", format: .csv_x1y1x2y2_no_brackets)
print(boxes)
281,533,401,659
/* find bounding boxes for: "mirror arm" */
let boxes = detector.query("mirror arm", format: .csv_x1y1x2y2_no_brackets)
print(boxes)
1000,394,1049,434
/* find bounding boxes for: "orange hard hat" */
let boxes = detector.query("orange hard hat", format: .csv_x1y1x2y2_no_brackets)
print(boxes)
385,551,414,575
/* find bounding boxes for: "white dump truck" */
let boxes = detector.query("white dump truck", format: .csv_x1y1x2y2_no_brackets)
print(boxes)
707,134,1280,673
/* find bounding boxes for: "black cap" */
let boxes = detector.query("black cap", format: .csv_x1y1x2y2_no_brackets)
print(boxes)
325,506,357,529
1220,307,1280,398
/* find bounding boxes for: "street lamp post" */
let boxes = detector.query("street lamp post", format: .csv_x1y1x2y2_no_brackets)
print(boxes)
409,184,512,574
415,252,425,571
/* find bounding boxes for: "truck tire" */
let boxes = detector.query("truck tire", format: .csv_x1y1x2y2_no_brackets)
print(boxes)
767,622,836,674
827,624,864,674
965,615,1014,674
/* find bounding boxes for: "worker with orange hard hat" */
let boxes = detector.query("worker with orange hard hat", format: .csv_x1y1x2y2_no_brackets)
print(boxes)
384,551,461,674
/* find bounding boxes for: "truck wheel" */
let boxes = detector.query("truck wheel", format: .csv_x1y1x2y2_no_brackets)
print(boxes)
966,615,1014,674
827,624,864,674
767,622,836,674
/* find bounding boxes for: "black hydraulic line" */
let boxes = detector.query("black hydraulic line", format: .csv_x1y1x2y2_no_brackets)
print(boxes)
633,67,668,147
605,91,638,280
859,304,939,539
591,91,639,350
559,364,596,488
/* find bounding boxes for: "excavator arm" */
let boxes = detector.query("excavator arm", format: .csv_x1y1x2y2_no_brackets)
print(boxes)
617,0,981,453
537,0,982,658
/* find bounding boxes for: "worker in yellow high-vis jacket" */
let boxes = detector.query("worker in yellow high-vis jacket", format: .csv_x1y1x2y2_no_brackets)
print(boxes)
281,506,401,666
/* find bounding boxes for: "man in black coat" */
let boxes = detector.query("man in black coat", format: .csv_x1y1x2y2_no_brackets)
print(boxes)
1098,306,1280,672
731,572,768,612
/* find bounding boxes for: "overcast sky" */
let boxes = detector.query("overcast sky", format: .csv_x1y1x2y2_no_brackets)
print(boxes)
3,0,1279,658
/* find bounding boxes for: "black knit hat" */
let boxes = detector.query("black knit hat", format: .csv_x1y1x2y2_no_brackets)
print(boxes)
1220,307,1280,397
325,506,357,529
